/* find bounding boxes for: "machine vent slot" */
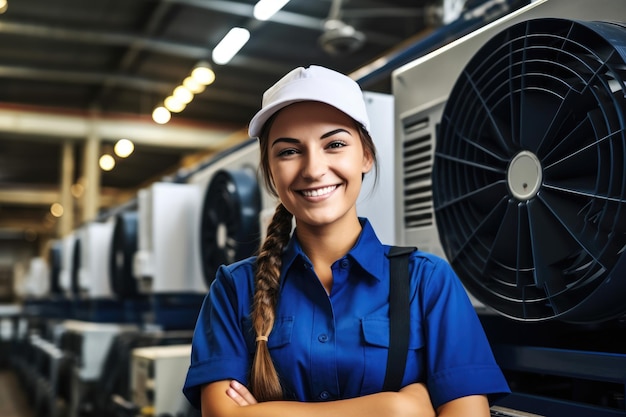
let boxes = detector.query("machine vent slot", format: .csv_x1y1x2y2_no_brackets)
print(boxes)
401,115,435,229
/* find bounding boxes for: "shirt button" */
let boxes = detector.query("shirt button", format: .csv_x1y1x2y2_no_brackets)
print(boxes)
318,334,329,343
319,391,330,400
340,259,349,268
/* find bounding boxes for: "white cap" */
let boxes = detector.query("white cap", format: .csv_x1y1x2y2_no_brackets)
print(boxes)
248,65,370,138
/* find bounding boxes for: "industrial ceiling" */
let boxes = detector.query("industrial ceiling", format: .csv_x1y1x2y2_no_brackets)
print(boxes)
0,0,527,250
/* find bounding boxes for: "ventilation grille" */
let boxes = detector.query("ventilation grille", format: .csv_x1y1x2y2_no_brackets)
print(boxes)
433,18,626,323
401,106,442,229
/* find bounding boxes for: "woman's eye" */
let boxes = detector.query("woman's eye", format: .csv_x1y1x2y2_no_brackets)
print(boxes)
328,141,347,149
277,148,298,157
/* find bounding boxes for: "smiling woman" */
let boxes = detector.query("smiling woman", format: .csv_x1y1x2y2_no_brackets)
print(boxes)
182,65,510,417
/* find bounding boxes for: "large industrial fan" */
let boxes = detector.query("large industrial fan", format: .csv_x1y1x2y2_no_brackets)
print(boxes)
200,168,262,287
433,18,626,323
393,1,626,414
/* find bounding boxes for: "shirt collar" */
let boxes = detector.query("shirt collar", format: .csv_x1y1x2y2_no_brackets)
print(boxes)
280,218,386,284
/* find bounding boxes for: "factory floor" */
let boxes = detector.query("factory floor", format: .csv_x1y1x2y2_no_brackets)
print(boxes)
0,370,34,417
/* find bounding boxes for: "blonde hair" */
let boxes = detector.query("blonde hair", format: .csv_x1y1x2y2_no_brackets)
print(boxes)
250,112,378,401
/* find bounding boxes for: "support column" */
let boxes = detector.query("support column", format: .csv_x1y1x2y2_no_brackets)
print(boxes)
58,141,74,237
82,125,101,222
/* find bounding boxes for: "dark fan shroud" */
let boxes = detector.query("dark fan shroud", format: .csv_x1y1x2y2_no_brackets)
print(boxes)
109,211,140,299
433,18,626,323
200,168,262,287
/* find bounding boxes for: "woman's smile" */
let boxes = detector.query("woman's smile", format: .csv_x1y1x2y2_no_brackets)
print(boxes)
299,184,338,198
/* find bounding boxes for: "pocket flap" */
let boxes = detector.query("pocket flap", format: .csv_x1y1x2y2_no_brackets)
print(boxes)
361,317,424,349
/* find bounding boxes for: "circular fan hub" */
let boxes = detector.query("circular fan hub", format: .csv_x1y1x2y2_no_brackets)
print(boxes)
507,151,542,201
216,222,227,249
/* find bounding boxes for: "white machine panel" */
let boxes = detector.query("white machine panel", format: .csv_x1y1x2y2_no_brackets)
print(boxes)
77,221,115,298
357,91,397,246
134,182,205,293
59,232,77,295
131,344,191,416
55,320,138,380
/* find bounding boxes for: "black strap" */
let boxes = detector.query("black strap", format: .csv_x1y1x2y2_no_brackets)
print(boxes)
382,246,417,392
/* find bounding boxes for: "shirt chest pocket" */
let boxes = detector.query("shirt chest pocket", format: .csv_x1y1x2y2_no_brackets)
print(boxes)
360,317,425,394
242,316,294,355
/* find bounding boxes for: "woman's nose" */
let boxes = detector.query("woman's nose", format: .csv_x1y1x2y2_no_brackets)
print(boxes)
301,149,327,180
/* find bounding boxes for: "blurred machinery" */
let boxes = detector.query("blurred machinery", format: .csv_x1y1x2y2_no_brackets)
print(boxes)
132,139,274,331
130,344,192,417
393,0,626,415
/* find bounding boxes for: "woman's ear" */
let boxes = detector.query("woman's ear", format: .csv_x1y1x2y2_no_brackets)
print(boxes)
362,151,374,174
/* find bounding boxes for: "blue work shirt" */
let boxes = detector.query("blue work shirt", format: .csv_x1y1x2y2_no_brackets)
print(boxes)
183,219,509,409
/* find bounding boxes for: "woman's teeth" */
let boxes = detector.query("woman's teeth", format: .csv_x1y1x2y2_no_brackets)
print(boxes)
301,185,337,197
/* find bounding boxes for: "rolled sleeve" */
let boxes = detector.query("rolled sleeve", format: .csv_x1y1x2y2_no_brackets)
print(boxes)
418,255,510,408
182,263,253,408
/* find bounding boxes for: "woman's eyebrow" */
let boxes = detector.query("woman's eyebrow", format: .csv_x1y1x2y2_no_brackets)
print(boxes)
271,137,299,148
321,128,350,139
271,128,350,147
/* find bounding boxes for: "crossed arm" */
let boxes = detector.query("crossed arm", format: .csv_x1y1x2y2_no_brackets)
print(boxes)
200,380,490,417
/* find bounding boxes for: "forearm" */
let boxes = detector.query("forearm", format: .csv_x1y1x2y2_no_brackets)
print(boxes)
436,394,490,417
202,381,433,417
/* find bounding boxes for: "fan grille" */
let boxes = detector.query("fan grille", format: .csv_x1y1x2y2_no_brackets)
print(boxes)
433,18,626,322
109,211,140,299
200,168,261,287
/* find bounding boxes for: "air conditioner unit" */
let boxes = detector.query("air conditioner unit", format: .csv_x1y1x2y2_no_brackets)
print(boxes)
393,0,626,311
185,139,276,290
393,0,626,415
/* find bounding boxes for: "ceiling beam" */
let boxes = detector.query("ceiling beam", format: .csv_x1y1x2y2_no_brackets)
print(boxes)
0,189,59,206
0,20,211,58
0,106,240,149
0,188,135,207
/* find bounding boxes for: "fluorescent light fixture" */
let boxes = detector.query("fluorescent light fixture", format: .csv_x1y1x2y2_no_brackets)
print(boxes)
212,27,250,65
254,0,290,21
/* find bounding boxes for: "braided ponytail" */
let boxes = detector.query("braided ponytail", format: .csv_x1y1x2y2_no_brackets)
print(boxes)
251,203,293,401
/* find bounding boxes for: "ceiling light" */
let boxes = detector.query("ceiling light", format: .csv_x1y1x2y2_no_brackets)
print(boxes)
191,62,216,85
99,154,115,171
254,0,290,21
212,27,250,65
173,85,193,104
0,0,7,14
164,96,187,113
70,183,84,198
183,76,206,94
50,203,64,218
152,106,171,124
114,138,134,158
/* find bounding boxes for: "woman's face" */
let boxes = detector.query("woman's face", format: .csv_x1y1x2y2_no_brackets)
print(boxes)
266,101,373,228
